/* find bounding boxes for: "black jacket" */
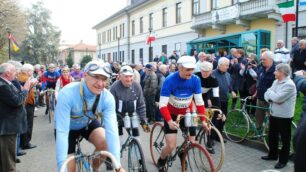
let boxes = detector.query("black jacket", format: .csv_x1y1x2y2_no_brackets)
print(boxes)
0,77,27,135
292,48,306,72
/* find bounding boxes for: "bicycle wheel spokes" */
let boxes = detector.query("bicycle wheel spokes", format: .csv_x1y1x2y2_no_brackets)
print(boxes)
128,138,146,172
224,110,249,143
199,126,225,172
181,143,215,172
150,122,165,166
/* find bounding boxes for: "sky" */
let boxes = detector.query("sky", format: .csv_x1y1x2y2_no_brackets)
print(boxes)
18,0,127,45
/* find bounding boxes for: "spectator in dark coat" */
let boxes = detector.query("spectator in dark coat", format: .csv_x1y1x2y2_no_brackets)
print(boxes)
291,39,306,72
290,37,299,58
143,64,158,124
293,70,306,172
0,63,30,172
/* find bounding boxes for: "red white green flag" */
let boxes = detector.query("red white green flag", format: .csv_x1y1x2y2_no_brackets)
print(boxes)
277,1,296,23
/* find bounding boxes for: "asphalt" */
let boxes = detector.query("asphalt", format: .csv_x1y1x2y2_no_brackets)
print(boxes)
16,107,294,172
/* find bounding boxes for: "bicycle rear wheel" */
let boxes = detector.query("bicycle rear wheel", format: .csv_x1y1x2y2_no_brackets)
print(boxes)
149,122,165,166
199,126,225,172
60,151,113,172
128,138,147,172
224,110,249,143
181,143,215,172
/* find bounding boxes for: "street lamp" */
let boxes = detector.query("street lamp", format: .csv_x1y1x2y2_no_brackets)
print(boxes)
148,27,152,62
117,36,120,62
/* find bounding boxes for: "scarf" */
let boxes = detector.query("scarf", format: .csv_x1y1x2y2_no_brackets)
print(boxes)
60,76,71,88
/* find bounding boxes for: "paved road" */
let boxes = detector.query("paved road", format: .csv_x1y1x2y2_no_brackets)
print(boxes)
17,107,294,172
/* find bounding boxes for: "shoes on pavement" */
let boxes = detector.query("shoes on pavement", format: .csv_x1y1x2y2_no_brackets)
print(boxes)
261,156,278,161
16,158,21,163
206,146,215,154
275,162,286,169
17,151,26,156
157,157,167,172
22,143,37,150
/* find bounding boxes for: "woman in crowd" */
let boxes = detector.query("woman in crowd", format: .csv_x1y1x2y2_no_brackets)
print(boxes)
262,63,296,169
55,66,74,99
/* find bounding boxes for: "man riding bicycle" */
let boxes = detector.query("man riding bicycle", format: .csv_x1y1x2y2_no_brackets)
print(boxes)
157,56,210,172
54,60,126,172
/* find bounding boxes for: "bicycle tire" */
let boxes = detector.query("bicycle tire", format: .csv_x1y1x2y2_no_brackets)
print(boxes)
149,122,165,166
224,110,249,143
128,138,147,172
60,151,117,172
263,120,297,155
181,143,215,172
199,126,225,172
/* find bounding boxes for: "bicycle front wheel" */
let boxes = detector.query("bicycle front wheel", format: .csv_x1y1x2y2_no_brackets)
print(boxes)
181,143,215,172
199,126,225,172
149,122,165,166
128,138,147,172
224,110,249,143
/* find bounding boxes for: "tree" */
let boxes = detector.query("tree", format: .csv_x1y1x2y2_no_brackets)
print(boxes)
0,0,27,63
80,55,92,68
22,1,61,64
65,50,74,68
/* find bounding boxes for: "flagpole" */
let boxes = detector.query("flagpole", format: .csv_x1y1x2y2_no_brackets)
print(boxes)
296,0,299,37
149,27,152,62
8,32,11,60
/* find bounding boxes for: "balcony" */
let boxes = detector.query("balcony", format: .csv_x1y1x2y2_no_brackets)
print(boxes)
192,0,280,30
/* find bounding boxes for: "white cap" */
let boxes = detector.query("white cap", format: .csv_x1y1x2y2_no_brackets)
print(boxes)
177,56,196,68
84,61,111,78
120,65,134,76
200,61,213,71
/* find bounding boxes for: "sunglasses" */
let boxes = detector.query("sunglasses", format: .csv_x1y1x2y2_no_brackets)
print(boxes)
86,64,112,75
121,68,133,73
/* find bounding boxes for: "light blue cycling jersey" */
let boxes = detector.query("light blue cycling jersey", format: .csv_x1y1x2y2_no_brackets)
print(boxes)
54,81,121,171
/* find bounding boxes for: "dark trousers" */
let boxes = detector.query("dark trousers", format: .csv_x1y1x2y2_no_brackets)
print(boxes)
0,134,17,172
215,101,228,132
145,95,156,123
268,116,292,164
21,104,35,147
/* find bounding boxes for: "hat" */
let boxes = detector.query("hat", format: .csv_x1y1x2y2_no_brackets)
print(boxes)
145,64,153,70
200,61,213,72
177,56,196,68
84,61,111,78
48,63,55,68
120,65,134,76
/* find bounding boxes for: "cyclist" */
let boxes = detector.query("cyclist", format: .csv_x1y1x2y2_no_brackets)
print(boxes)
54,60,126,172
70,64,84,82
157,56,210,172
55,66,74,100
42,63,60,114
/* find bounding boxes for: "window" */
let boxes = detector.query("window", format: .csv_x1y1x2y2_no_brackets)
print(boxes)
140,17,143,33
120,23,125,38
122,23,125,38
121,51,125,62
162,45,167,55
192,0,199,15
162,8,167,27
98,33,101,45
176,2,182,24
131,49,135,64
211,0,232,10
120,24,122,38
107,29,111,42
149,13,153,30
139,48,143,64
102,31,106,44
113,27,116,40
131,20,135,36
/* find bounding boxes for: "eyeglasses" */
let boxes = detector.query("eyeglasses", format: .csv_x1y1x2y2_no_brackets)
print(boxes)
86,63,112,75
87,72,108,82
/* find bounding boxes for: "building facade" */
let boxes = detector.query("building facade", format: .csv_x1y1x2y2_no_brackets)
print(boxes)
93,0,306,64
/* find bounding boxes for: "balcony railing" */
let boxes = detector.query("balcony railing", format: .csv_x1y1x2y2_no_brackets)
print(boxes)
192,0,276,29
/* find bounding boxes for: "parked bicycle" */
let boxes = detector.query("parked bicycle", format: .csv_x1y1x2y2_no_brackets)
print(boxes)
117,113,147,172
150,114,215,172
60,136,121,172
196,108,225,172
224,96,297,154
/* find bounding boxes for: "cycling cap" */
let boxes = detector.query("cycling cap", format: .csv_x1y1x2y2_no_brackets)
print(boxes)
177,56,196,69
120,65,134,76
84,61,111,78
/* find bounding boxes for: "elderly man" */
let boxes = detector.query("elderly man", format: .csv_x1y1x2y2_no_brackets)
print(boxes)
290,37,299,58
0,63,30,172
194,52,206,73
157,56,209,172
274,40,290,64
155,64,169,121
292,39,306,72
54,61,126,172
254,51,276,130
262,64,296,169
70,64,83,82
18,64,38,150
212,57,234,134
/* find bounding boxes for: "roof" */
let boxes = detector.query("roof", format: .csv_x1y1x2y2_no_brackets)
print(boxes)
71,42,96,52
92,0,150,29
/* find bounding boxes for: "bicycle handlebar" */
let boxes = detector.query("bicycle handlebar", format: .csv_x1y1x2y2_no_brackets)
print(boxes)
60,151,121,172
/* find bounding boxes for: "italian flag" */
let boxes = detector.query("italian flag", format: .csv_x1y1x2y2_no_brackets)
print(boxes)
277,1,296,23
